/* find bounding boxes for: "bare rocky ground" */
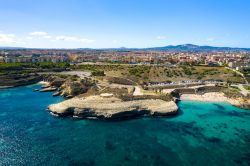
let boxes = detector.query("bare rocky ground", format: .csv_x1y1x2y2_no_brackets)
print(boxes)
48,95,178,120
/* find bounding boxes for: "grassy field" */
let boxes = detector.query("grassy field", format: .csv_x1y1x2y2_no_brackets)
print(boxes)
73,63,245,84
0,62,245,85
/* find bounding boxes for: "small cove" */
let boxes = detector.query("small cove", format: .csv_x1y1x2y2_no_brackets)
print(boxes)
0,84,249,166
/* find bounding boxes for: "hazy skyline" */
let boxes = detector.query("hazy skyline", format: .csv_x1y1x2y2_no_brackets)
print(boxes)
0,0,250,48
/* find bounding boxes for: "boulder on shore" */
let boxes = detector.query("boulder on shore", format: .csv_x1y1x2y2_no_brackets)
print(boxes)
52,91,61,97
48,95,178,120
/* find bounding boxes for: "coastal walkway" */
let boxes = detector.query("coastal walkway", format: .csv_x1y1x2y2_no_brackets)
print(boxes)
232,84,250,97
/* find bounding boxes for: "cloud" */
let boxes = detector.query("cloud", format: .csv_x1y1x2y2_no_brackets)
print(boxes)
44,35,52,39
26,36,33,40
157,36,166,40
29,31,52,40
206,37,215,42
0,33,18,43
0,31,95,47
29,31,48,36
28,31,95,43
55,35,95,43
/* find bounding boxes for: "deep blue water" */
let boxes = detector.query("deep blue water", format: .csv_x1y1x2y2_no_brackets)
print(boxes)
0,84,250,166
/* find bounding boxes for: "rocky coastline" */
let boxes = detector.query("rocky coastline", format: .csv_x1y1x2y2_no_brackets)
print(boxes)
42,76,249,120
0,74,42,88
48,95,178,120
1,73,249,121
38,75,95,98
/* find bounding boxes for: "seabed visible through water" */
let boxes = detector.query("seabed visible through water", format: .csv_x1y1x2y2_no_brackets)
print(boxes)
0,84,249,166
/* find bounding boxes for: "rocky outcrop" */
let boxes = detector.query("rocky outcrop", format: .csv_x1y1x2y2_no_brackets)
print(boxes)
0,74,42,87
48,95,178,120
39,75,95,98
39,87,57,92
42,75,65,87
60,81,89,97
52,91,61,97
228,98,250,110
238,104,250,110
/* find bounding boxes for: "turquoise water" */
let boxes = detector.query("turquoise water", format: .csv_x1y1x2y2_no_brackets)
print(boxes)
0,85,250,166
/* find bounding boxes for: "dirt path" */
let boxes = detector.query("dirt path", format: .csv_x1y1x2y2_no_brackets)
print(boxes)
133,86,143,96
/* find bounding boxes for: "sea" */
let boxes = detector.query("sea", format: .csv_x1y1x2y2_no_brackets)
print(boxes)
0,84,249,166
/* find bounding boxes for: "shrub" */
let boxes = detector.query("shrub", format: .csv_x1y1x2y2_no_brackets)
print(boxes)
92,70,105,76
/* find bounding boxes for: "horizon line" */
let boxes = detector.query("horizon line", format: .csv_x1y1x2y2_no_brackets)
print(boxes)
1,43,250,50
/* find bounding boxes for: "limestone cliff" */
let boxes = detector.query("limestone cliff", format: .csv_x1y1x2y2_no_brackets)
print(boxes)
48,95,178,120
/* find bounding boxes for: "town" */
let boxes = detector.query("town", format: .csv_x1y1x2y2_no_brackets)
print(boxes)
1,0,250,165
1,48,250,71
1,46,250,99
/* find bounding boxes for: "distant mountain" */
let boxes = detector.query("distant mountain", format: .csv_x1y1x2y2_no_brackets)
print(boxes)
145,44,250,52
77,44,250,52
0,44,250,52
0,46,26,50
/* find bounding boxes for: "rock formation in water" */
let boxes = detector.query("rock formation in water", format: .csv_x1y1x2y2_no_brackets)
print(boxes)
48,95,178,120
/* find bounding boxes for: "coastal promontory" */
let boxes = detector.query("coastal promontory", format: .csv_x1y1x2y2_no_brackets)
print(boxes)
48,95,178,120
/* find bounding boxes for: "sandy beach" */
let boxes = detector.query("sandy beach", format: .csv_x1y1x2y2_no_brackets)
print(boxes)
180,92,228,103
180,92,250,109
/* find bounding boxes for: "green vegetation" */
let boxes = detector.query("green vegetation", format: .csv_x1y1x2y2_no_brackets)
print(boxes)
0,62,69,71
229,86,241,92
36,62,70,69
107,77,135,85
240,67,250,74
72,64,125,71
223,87,243,98
226,76,244,84
128,66,151,77
244,85,250,91
181,66,193,76
0,62,71,87
71,63,245,84
92,70,105,76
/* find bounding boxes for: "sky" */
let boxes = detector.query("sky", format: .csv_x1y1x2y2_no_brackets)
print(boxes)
0,0,250,48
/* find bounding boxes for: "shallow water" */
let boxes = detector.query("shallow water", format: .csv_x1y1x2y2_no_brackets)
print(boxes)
0,84,250,166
